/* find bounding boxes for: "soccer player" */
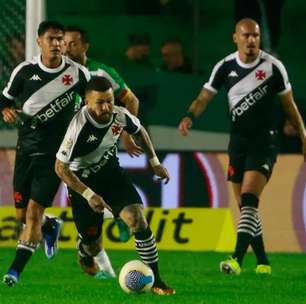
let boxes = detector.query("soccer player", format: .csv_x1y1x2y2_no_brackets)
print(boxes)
0,21,90,287
178,18,306,275
63,26,140,243
63,26,142,156
55,76,176,295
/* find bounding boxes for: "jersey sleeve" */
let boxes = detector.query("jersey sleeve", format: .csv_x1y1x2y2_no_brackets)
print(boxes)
56,114,83,163
98,65,129,99
117,107,141,134
203,59,226,93
0,62,27,110
76,64,91,99
272,59,292,95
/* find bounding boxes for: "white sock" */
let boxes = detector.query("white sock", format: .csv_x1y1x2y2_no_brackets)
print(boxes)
103,209,114,219
94,249,116,277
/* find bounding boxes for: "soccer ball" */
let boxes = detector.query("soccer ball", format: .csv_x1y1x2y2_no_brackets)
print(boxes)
119,260,155,294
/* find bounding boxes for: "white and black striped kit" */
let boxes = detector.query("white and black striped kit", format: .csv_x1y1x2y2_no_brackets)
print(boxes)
0,55,90,154
56,105,141,172
204,51,291,134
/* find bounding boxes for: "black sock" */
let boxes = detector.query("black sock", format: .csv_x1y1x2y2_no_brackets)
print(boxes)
134,226,161,282
77,238,94,266
233,206,257,265
250,214,269,265
8,242,36,277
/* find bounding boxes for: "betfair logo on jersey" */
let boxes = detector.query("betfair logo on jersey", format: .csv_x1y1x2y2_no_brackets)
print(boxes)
36,91,74,123
30,74,42,81
86,134,98,143
232,85,268,121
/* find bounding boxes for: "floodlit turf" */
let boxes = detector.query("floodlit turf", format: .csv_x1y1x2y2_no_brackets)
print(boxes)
0,248,306,304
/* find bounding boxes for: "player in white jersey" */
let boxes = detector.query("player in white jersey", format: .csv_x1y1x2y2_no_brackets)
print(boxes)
178,18,306,275
1,21,90,287
63,26,141,243
55,76,175,295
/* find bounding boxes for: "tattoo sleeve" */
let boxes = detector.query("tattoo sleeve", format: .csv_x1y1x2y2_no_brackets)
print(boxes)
132,126,156,159
120,90,139,116
55,159,88,195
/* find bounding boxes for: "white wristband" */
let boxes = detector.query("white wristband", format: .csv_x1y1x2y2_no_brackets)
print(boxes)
149,156,160,167
82,187,95,201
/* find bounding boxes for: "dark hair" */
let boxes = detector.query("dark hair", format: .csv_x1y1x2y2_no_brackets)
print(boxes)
37,21,65,36
65,25,89,43
85,76,112,94
162,38,183,47
128,33,151,46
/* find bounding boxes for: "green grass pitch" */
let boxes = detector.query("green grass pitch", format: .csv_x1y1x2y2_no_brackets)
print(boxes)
0,248,306,304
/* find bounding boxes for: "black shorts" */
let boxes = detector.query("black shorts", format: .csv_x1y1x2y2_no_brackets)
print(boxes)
13,152,61,208
69,158,142,243
227,130,279,183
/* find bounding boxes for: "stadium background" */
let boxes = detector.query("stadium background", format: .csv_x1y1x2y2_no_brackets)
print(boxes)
0,0,306,296
1,1,306,303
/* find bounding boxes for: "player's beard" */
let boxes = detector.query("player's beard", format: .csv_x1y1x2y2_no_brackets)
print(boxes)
99,112,112,123
66,52,82,64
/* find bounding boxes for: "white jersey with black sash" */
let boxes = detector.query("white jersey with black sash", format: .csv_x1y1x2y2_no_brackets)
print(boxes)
0,55,90,155
56,105,141,175
204,50,291,135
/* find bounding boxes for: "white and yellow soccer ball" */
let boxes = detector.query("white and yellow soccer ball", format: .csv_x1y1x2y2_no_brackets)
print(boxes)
119,260,155,294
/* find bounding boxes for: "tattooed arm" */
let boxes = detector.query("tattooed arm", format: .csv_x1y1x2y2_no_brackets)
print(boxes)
132,126,170,183
55,159,112,213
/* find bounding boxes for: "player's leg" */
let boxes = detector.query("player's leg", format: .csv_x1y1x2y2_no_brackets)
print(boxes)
120,204,175,295
41,214,63,259
242,142,277,274
231,171,267,267
13,151,31,238
231,181,270,272
33,156,63,259
70,188,115,278
104,163,174,295
3,200,44,287
103,208,131,242
220,145,245,274
15,208,26,237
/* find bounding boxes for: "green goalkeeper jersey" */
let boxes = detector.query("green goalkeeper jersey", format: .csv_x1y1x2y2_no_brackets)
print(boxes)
75,58,129,109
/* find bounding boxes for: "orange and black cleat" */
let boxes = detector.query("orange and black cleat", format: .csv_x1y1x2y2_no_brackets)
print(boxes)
78,255,99,276
151,280,176,296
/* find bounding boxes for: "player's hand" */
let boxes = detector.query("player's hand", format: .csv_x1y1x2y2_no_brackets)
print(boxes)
152,165,170,184
88,193,112,214
122,131,143,157
178,117,193,136
1,107,19,124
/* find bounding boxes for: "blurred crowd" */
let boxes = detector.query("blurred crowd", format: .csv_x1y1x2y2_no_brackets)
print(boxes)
1,0,305,153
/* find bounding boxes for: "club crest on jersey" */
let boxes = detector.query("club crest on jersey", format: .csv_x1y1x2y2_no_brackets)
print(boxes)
111,124,122,135
255,70,266,80
14,191,23,204
62,74,73,85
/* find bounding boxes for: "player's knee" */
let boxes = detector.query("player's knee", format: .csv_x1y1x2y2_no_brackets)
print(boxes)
120,205,147,232
26,202,44,224
240,192,259,208
124,212,145,233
